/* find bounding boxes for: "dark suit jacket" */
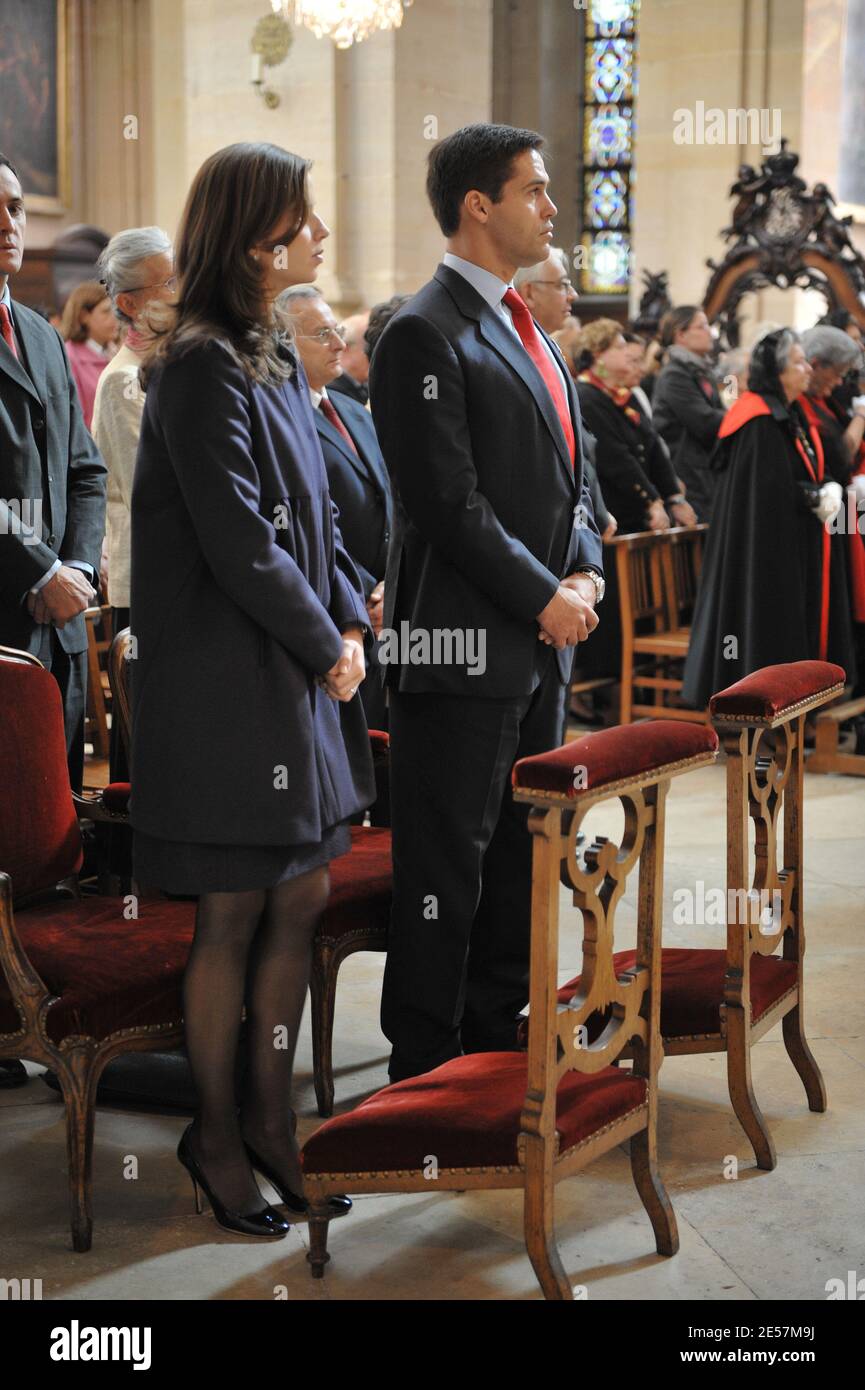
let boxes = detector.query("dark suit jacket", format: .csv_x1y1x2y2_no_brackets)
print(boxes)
368,264,603,697
328,372,368,407
314,390,392,598
577,381,679,534
0,299,106,655
130,340,375,845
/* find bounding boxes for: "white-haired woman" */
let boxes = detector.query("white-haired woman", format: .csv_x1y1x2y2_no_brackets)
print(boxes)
91,227,174,779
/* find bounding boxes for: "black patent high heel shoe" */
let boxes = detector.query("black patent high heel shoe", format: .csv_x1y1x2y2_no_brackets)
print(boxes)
177,1125,291,1238
243,1140,352,1218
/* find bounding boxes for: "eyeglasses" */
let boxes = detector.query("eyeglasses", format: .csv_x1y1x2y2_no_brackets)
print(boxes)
534,278,575,292
121,275,178,295
295,323,347,345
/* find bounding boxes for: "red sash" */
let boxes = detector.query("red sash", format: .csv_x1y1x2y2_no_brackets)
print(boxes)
724,393,832,658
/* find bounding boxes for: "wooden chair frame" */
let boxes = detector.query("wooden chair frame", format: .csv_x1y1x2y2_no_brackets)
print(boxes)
0,647,184,1252
612,526,708,726
808,693,865,777
698,685,839,1168
304,740,717,1300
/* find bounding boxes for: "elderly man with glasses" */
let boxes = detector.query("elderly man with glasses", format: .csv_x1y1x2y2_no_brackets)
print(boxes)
512,245,578,335
280,286,393,733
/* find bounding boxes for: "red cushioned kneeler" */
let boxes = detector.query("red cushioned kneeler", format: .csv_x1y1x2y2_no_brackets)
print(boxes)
552,949,799,1040
303,1052,647,1175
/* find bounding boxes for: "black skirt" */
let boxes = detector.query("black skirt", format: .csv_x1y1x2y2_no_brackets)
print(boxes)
132,821,352,895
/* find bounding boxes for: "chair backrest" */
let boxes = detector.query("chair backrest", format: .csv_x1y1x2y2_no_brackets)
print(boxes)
108,627,134,759
0,649,83,901
612,531,670,637
512,722,718,1144
662,525,708,631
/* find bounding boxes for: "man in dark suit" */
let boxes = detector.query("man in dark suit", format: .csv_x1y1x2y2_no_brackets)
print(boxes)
0,153,107,793
369,123,605,1082
281,286,392,731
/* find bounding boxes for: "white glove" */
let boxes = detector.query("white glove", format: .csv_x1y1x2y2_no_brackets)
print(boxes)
851,474,865,505
814,480,844,524
851,395,865,414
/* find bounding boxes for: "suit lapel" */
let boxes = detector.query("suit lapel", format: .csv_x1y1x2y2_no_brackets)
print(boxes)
328,395,392,502
0,302,44,405
477,306,576,490
315,407,392,521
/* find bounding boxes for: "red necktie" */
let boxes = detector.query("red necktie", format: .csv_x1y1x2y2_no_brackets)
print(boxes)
0,303,19,360
503,288,575,466
320,396,359,456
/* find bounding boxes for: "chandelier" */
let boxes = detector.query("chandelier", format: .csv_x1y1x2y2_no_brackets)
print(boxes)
270,1,412,49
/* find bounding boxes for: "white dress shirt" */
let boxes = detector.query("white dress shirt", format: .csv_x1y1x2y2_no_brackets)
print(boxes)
441,251,566,383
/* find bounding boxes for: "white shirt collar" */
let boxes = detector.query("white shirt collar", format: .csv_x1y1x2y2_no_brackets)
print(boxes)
309,384,328,411
441,252,512,312
0,281,11,309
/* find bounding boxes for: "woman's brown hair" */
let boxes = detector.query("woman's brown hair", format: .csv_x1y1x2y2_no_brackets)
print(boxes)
141,141,311,387
60,281,111,344
574,317,623,372
658,304,700,349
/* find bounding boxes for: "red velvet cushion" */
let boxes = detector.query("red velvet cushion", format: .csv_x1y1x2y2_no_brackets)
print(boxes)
0,660,82,900
553,948,798,1039
512,721,718,799
319,826,391,944
710,661,846,721
101,782,131,815
0,896,195,1044
302,1052,646,1174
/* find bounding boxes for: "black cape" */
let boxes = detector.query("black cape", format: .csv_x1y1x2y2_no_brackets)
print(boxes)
681,391,857,707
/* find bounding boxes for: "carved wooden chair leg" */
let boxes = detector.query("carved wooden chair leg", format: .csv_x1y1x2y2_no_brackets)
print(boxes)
724,1005,776,1171
57,1047,101,1253
522,1140,573,1301
782,1004,827,1112
310,941,337,1118
306,1207,332,1278
629,1123,679,1256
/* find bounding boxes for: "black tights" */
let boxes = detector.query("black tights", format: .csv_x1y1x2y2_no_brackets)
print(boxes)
182,866,329,1212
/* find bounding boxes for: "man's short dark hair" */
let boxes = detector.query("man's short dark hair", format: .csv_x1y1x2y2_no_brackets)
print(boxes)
0,152,20,179
365,294,411,360
426,123,544,238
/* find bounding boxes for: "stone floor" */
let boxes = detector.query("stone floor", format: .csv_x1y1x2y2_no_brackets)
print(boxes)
1,759,863,1301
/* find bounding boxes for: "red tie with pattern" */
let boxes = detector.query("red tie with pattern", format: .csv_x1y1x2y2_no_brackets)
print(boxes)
502,288,575,467
0,303,19,360
319,396,359,456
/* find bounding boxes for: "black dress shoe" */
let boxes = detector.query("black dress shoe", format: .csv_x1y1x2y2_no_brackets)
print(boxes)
243,1141,352,1218
177,1126,291,1238
0,1060,27,1088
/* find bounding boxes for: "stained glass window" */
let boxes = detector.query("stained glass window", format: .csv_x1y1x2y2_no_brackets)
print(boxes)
579,0,639,296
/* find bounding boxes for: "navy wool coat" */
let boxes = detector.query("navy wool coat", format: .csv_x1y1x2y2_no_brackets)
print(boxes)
129,338,375,846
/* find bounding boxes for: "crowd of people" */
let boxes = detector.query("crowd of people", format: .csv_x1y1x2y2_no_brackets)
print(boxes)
2,119,864,1231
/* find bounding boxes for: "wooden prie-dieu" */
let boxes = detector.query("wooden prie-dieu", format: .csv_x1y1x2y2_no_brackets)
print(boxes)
301,719,718,1300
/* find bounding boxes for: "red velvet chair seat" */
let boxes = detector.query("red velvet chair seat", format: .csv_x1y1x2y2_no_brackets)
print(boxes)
0,896,196,1044
302,1052,647,1175
0,827,390,1044
554,948,799,1039
512,721,718,799
319,826,391,943
709,661,846,721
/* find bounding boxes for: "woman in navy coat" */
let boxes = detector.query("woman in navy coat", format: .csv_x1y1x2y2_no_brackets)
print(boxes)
130,142,374,1236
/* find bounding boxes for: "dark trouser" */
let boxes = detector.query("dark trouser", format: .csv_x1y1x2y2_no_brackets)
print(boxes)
382,661,567,1082
32,627,87,794
109,606,130,782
